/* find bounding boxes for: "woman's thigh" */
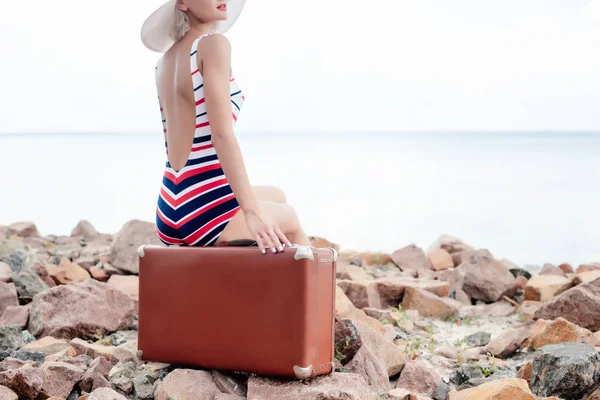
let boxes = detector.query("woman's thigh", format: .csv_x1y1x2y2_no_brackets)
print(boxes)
214,200,299,246
251,185,286,203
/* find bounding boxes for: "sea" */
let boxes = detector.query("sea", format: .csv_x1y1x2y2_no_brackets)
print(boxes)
0,131,598,268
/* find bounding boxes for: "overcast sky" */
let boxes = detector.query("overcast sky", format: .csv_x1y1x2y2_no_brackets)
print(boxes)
1,0,599,134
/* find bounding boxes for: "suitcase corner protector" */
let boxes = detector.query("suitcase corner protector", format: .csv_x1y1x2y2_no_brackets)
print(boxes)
138,244,147,257
328,247,338,262
293,364,313,379
293,246,315,261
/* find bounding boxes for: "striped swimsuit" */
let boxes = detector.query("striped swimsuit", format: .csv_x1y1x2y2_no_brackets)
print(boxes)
155,34,245,246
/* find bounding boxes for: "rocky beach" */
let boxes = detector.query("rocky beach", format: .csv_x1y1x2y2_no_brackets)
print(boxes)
1,219,600,399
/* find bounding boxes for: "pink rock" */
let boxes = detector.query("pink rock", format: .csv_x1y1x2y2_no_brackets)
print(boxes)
0,282,18,316
527,317,591,350
429,249,454,271
45,258,91,285
0,262,12,283
524,275,572,302
40,362,85,398
20,336,69,356
517,301,543,319
432,268,464,292
485,324,533,358
539,264,566,277
344,344,390,391
457,251,516,302
155,369,222,400
558,263,574,274
391,244,433,275
354,321,409,376
396,360,442,396
70,338,115,362
246,372,372,400
71,220,99,239
0,385,17,400
0,305,30,327
28,279,134,340
402,287,461,319
8,222,40,238
576,263,600,274
337,278,449,310
0,367,44,399
426,234,475,255
107,275,139,312
534,277,600,331
573,270,600,286
109,219,164,274
88,387,128,400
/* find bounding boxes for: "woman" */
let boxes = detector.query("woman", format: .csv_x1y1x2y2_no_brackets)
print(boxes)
141,0,311,254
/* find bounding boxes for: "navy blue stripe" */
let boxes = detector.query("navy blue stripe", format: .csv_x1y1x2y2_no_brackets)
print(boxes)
230,90,241,97
231,100,240,111
193,134,211,143
162,161,223,194
190,50,197,57
194,83,203,91
196,112,207,118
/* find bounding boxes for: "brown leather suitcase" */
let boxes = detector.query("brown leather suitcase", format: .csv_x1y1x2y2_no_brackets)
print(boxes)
137,240,338,379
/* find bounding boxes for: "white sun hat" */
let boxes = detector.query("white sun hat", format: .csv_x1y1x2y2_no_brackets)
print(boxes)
141,0,246,53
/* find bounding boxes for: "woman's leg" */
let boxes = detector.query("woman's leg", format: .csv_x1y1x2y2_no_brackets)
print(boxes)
215,199,310,247
251,185,287,203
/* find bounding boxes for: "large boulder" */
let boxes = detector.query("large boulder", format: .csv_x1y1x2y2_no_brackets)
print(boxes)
534,277,600,331
109,220,164,274
246,372,372,400
531,342,600,399
28,279,134,340
457,251,516,302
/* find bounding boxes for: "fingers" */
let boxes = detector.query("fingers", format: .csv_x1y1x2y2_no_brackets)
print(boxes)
274,225,292,247
256,225,290,254
255,233,267,254
265,226,283,253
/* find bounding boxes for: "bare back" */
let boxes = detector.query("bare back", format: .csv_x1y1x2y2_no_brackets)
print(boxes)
155,35,232,172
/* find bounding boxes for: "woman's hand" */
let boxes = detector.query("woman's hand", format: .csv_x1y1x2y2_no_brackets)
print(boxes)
244,207,292,254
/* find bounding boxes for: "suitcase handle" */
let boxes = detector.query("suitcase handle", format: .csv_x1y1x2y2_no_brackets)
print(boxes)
219,239,259,247
219,240,301,247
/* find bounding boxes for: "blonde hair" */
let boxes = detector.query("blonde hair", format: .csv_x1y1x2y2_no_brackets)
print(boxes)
169,1,223,42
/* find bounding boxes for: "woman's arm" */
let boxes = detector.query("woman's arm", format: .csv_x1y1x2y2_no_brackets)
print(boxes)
200,34,259,216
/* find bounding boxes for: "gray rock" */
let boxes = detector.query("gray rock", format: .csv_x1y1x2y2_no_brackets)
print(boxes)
334,319,363,365
0,326,25,359
449,364,485,386
531,342,600,399
432,382,452,400
133,374,154,399
0,240,48,302
9,350,45,363
510,268,532,280
465,331,491,347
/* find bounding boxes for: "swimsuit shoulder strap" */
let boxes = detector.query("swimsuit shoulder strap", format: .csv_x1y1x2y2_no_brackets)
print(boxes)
190,33,213,77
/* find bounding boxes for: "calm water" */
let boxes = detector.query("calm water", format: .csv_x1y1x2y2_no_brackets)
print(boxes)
0,132,599,268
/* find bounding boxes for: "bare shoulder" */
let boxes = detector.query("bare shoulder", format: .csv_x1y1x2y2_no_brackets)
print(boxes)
198,33,231,55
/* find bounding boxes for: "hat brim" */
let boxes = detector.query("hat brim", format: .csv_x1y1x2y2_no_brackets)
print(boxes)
141,0,246,53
